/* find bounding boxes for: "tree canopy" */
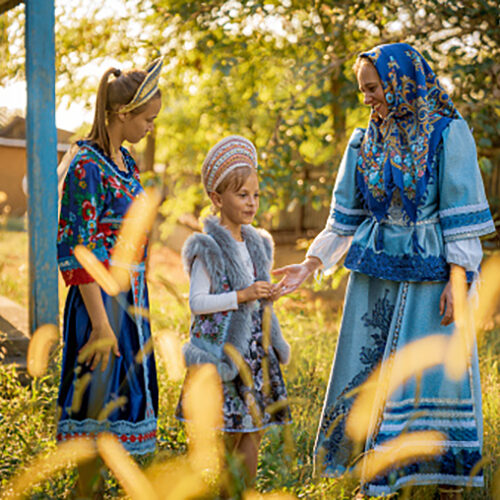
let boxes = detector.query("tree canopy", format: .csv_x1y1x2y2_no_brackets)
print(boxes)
1,0,498,232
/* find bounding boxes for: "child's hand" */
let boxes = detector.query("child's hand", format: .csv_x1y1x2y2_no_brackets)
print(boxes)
269,282,283,302
78,322,121,371
237,281,272,303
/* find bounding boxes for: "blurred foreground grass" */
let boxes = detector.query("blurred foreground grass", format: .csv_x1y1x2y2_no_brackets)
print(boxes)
0,229,498,499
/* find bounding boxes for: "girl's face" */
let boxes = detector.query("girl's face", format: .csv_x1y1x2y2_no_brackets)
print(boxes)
122,97,161,144
214,170,260,228
357,60,388,119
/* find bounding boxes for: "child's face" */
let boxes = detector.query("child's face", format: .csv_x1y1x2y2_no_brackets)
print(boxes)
216,171,259,227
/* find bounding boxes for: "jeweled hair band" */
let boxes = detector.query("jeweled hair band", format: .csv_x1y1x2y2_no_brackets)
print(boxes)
120,57,163,113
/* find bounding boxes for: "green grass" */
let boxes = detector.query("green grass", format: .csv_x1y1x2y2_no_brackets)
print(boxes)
0,228,28,308
0,229,499,499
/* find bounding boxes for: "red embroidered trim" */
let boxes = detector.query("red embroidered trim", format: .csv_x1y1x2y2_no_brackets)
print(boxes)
61,260,110,286
56,429,157,443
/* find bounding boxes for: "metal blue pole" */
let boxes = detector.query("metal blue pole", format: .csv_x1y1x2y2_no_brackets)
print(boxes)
25,0,59,333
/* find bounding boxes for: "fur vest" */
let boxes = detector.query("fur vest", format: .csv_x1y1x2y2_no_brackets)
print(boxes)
181,216,290,382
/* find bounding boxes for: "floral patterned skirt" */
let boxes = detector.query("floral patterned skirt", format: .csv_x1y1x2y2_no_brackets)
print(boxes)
177,308,292,432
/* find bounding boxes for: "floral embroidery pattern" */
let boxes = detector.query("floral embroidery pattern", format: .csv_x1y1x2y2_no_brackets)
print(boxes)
190,276,231,346
57,140,144,286
356,43,459,222
177,303,291,432
317,290,394,466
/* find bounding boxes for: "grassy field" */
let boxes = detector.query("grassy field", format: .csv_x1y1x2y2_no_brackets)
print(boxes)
0,228,498,499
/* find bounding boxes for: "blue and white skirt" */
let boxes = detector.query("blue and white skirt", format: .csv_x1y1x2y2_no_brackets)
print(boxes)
314,271,483,496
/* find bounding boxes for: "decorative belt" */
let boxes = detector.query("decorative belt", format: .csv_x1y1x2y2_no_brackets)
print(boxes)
376,216,439,227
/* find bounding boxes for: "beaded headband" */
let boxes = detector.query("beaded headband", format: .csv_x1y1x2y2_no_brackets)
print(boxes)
202,135,258,193
120,57,163,113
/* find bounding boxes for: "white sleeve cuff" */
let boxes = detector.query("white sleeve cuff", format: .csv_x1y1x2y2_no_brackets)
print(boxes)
306,229,353,275
444,237,483,272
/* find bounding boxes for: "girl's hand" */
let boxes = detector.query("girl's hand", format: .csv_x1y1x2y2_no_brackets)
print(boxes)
439,280,454,326
79,321,120,371
78,282,120,371
237,281,272,303
272,257,322,297
269,282,283,302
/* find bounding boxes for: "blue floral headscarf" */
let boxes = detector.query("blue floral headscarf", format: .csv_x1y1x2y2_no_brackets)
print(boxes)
356,43,459,222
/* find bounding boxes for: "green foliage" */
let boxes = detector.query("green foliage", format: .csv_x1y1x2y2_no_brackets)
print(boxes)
2,0,498,226
0,230,499,498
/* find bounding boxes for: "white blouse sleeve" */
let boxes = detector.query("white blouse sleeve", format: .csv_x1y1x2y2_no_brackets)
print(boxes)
306,229,353,275
189,258,239,314
444,237,483,272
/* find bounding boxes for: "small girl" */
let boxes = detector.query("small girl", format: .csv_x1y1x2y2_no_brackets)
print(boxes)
176,135,292,485
57,58,162,496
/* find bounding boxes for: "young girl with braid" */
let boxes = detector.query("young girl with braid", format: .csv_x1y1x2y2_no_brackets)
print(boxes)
56,58,162,496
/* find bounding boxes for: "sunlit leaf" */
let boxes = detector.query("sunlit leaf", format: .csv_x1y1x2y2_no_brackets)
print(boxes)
73,245,121,296
27,324,58,378
355,431,445,482
0,438,97,499
97,433,158,500
243,490,297,499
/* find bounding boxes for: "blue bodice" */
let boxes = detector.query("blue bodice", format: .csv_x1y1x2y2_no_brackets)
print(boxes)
327,118,495,282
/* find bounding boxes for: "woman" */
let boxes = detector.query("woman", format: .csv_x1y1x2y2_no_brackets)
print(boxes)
274,43,495,498
56,58,162,496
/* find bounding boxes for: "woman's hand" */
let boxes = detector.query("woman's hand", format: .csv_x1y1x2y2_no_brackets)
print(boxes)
439,264,466,326
272,257,322,297
79,321,120,371
439,281,454,326
237,281,273,303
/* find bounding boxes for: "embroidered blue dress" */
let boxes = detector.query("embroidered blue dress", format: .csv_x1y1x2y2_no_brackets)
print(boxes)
309,44,496,496
56,140,158,454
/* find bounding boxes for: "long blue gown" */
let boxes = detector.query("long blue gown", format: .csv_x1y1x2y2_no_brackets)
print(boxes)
313,119,495,495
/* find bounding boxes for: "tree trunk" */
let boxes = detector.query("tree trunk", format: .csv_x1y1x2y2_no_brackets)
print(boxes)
143,128,156,172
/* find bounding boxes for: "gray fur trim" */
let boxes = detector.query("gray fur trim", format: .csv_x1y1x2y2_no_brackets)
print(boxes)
182,343,238,382
182,216,290,379
181,232,227,293
270,310,290,364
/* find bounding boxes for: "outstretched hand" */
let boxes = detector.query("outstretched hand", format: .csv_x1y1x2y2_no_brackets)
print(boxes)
272,257,322,297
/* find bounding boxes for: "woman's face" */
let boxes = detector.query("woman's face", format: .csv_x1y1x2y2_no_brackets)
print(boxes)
122,96,162,144
357,60,388,119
